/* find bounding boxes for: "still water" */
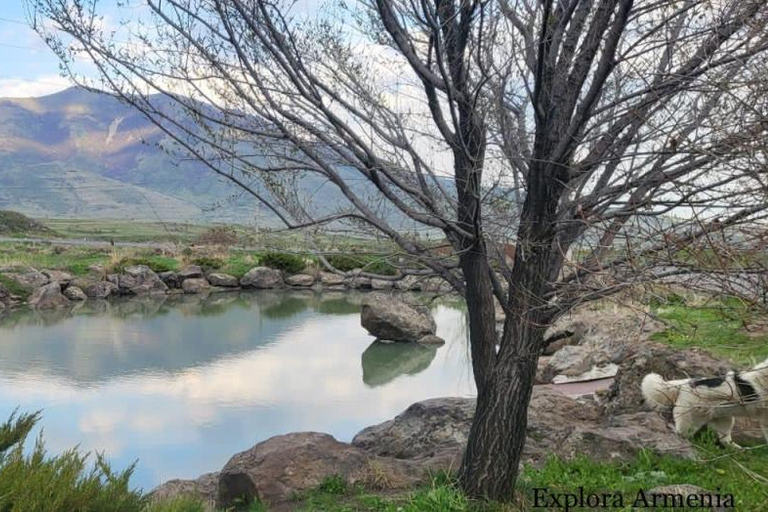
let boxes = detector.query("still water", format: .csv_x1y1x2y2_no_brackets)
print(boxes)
0,290,474,490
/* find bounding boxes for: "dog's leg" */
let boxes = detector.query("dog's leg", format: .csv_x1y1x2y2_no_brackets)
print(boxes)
673,406,707,439
710,417,740,448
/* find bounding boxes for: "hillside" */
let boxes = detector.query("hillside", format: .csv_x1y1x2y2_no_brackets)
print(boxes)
0,210,54,236
0,88,272,224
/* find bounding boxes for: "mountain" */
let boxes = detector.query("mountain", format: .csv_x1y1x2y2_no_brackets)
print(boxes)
0,87,271,224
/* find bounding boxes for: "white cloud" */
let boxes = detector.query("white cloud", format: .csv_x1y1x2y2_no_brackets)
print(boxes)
0,75,71,98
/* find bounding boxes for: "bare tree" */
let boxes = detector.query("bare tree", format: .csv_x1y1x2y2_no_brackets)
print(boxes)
30,0,768,501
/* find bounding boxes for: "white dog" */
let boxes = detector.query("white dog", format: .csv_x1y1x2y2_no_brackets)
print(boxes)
641,359,768,447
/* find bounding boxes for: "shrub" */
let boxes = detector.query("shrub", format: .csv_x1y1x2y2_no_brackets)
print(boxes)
190,256,224,271
0,410,146,511
259,252,306,274
113,256,178,274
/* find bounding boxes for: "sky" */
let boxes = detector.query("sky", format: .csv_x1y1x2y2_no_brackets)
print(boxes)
0,1,73,98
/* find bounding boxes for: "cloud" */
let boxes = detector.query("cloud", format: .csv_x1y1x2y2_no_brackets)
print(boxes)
0,75,71,98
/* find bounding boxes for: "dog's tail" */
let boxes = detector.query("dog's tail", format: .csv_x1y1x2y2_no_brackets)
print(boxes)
641,373,680,409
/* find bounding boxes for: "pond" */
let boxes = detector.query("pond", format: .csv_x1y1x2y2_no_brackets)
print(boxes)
0,290,474,490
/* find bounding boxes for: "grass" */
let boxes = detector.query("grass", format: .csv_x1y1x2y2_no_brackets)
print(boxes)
650,294,768,364
0,210,55,237
0,243,111,276
0,274,32,300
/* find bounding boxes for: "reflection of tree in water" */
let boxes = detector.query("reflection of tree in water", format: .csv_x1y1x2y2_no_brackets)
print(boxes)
361,341,437,387
315,297,360,315
260,295,313,319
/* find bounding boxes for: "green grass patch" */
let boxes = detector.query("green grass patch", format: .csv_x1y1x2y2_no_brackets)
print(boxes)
324,254,398,276
220,252,258,278
0,243,111,277
0,274,31,300
650,296,768,364
260,251,306,274
0,210,55,237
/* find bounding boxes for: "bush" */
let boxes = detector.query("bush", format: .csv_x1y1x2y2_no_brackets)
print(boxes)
259,252,306,274
325,254,397,276
190,256,224,271
113,256,178,274
0,410,146,511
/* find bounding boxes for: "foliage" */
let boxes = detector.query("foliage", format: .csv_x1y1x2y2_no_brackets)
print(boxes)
0,274,32,300
0,211,55,237
0,243,109,277
650,297,768,364
259,252,306,274
189,256,224,271
220,252,258,278
325,254,397,276
0,410,146,512
112,256,179,274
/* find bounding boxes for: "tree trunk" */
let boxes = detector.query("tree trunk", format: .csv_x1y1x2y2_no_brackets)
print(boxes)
458,321,540,500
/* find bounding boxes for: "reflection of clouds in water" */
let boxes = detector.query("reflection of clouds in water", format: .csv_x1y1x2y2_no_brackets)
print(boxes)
0,295,473,489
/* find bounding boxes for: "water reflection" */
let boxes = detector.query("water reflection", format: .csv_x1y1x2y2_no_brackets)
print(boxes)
0,291,473,490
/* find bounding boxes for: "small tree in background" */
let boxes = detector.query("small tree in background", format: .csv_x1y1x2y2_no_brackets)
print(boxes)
31,0,768,500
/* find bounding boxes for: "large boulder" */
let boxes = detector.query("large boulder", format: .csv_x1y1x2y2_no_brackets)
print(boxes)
240,267,283,289
182,278,211,294
28,282,70,309
0,266,48,292
77,279,118,299
538,307,663,384
151,472,218,512
42,269,74,287
360,294,443,344
178,265,204,280
370,279,393,291
598,341,729,416
62,286,87,301
319,272,345,286
118,265,168,295
352,387,695,469
285,273,315,287
216,432,425,509
158,271,181,289
207,273,239,288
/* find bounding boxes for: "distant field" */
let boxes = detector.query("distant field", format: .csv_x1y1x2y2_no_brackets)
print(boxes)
39,218,243,244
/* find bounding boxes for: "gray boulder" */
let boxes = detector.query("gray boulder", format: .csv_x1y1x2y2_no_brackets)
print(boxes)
158,271,181,289
285,273,315,287
178,265,204,280
216,432,425,509
371,279,393,291
346,276,372,289
0,266,48,292
352,387,695,469
320,272,345,286
207,273,239,288
151,472,218,512
28,282,70,309
63,286,87,301
42,270,74,287
82,280,118,299
118,265,168,295
182,278,211,294
240,267,283,289
361,294,442,343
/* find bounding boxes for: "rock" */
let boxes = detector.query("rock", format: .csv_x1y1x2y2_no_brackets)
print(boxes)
207,273,239,287
240,267,283,289
361,294,437,343
542,321,586,356
87,264,106,276
0,266,48,292
118,265,168,295
28,282,70,309
551,363,619,384
394,275,421,291
417,334,445,345
62,286,87,301
538,308,663,384
182,278,211,294
285,273,315,287
645,484,734,512
371,279,393,290
178,265,204,280
159,271,181,289
0,301,5,314
82,280,118,299
598,341,729,416
353,387,695,469
151,472,218,512
0,282,10,305
216,432,425,509
106,274,119,285
320,272,345,286
346,276,372,289
42,270,74,287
